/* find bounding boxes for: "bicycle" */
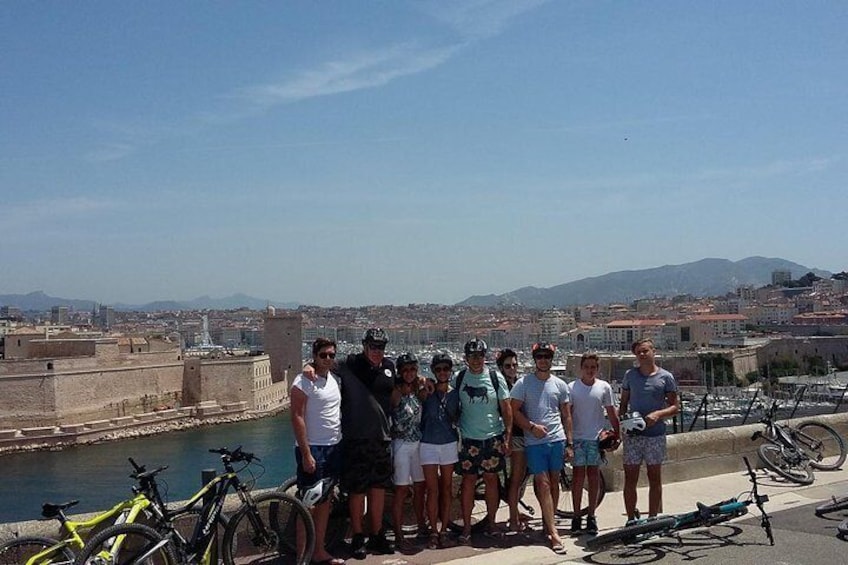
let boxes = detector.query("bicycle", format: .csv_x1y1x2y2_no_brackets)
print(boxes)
751,400,846,484
587,456,773,550
278,476,349,552
815,492,848,518
0,460,170,565
446,460,607,534
73,447,315,565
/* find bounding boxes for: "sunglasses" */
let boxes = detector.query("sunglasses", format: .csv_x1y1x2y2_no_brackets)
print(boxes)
534,354,553,360
317,352,336,359
433,365,452,373
503,363,518,369
367,343,387,351
466,352,485,359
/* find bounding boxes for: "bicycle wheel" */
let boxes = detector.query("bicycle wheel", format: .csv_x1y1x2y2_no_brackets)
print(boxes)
757,443,814,485
838,518,848,539
586,516,677,550
0,536,74,565
796,422,847,471
555,465,607,518
223,492,314,565
815,494,848,517
73,523,176,565
279,475,347,550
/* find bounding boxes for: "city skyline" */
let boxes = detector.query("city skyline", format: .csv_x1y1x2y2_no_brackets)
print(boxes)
2,2,847,307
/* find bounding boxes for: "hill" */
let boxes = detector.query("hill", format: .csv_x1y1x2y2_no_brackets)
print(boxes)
457,257,833,308
0,291,298,312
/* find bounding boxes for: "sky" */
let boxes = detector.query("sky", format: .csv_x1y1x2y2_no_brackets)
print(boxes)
1,1,846,307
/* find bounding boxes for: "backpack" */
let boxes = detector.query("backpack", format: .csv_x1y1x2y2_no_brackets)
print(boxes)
453,367,504,420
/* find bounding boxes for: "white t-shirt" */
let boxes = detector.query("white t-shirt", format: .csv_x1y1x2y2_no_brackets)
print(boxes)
568,378,614,441
291,372,342,446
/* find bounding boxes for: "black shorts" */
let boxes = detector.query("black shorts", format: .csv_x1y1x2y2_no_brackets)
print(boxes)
341,438,393,494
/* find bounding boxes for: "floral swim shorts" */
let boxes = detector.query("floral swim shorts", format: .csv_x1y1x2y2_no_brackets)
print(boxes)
456,434,507,475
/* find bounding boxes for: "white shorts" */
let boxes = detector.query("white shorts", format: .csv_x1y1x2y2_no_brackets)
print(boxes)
392,439,424,485
419,441,459,466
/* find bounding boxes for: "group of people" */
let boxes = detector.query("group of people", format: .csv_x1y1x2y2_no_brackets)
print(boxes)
291,329,678,563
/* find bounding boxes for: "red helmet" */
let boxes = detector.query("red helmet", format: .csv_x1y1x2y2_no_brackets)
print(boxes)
597,429,620,452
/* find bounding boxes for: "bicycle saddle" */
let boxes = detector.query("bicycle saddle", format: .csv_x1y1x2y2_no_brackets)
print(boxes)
41,500,80,518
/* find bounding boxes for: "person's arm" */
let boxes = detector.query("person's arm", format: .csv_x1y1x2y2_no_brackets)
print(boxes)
605,404,621,438
646,391,679,427
390,387,402,410
290,385,315,473
619,388,630,417
561,399,574,449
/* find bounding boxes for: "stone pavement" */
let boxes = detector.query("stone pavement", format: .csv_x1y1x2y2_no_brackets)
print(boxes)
344,462,848,565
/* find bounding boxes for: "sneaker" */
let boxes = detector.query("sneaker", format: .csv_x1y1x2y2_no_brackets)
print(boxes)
585,515,598,535
570,516,582,534
350,533,367,560
366,531,395,555
625,518,638,527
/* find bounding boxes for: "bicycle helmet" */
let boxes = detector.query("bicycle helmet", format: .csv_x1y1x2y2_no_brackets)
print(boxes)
298,476,336,508
464,338,488,356
396,352,418,371
621,412,647,435
597,429,621,451
430,352,453,370
531,342,557,358
362,327,388,345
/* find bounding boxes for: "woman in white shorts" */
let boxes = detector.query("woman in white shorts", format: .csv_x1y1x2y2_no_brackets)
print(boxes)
418,353,460,548
391,353,427,549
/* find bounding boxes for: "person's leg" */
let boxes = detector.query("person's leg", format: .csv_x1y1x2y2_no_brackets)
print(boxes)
507,440,527,531
422,464,440,536
413,481,427,533
310,500,333,561
349,492,366,536
460,472,477,540
586,466,601,515
438,464,455,535
482,471,500,527
644,435,668,516
646,464,663,517
623,465,640,521
392,484,410,546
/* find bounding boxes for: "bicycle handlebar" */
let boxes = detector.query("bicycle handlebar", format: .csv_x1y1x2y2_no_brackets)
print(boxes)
209,446,259,463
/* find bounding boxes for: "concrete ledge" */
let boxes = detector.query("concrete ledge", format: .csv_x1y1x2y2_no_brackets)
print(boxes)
20,426,57,437
86,419,112,431
110,416,134,426
0,429,19,439
154,409,178,419
59,423,86,433
136,413,157,422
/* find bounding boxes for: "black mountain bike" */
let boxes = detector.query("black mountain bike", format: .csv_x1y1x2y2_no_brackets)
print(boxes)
74,447,314,565
751,400,846,484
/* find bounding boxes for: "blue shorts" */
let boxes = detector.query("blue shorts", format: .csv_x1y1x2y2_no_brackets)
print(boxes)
572,438,602,467
295,443,342,490
525,440,565,475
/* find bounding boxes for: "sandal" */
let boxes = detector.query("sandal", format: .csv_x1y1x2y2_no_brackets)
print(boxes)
457,531,471,545
427,532,440,550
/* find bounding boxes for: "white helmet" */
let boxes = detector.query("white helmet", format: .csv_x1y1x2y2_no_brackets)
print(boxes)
298,477,335,508
621,412,646,435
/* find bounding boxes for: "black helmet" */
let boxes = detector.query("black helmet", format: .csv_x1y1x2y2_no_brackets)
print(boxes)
597,429,620,452
464,338,488,356
430,352,454,369
532,342,557,358
362,327,388,345
396,352,418,371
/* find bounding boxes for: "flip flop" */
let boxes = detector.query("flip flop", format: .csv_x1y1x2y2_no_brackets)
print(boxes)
551,543,567,555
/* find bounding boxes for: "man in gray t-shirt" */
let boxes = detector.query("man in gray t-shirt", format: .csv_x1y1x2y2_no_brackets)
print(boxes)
619,338,679,524
510,342,572,554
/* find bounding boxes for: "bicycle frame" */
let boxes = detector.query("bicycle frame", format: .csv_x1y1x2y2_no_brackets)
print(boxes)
20,474,160,565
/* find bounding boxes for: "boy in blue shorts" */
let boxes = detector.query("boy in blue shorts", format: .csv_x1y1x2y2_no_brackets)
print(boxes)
568,353,620,535
510,342,573,554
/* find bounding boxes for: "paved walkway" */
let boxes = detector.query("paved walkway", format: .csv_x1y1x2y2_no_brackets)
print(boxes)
345,463,848,565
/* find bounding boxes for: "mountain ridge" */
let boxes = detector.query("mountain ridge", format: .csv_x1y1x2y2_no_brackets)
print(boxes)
457,256,833,307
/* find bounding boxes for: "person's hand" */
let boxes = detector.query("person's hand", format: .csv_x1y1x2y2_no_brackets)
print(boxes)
420,376,435,395
644,412,660,427
302,452,316,474
302,363,317,382
529,423,547,439
565,444,574,461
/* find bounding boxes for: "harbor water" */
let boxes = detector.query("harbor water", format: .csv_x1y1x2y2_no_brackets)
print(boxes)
0,413,296,524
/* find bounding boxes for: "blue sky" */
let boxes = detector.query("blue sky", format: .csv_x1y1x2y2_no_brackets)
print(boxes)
2,1,846,307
